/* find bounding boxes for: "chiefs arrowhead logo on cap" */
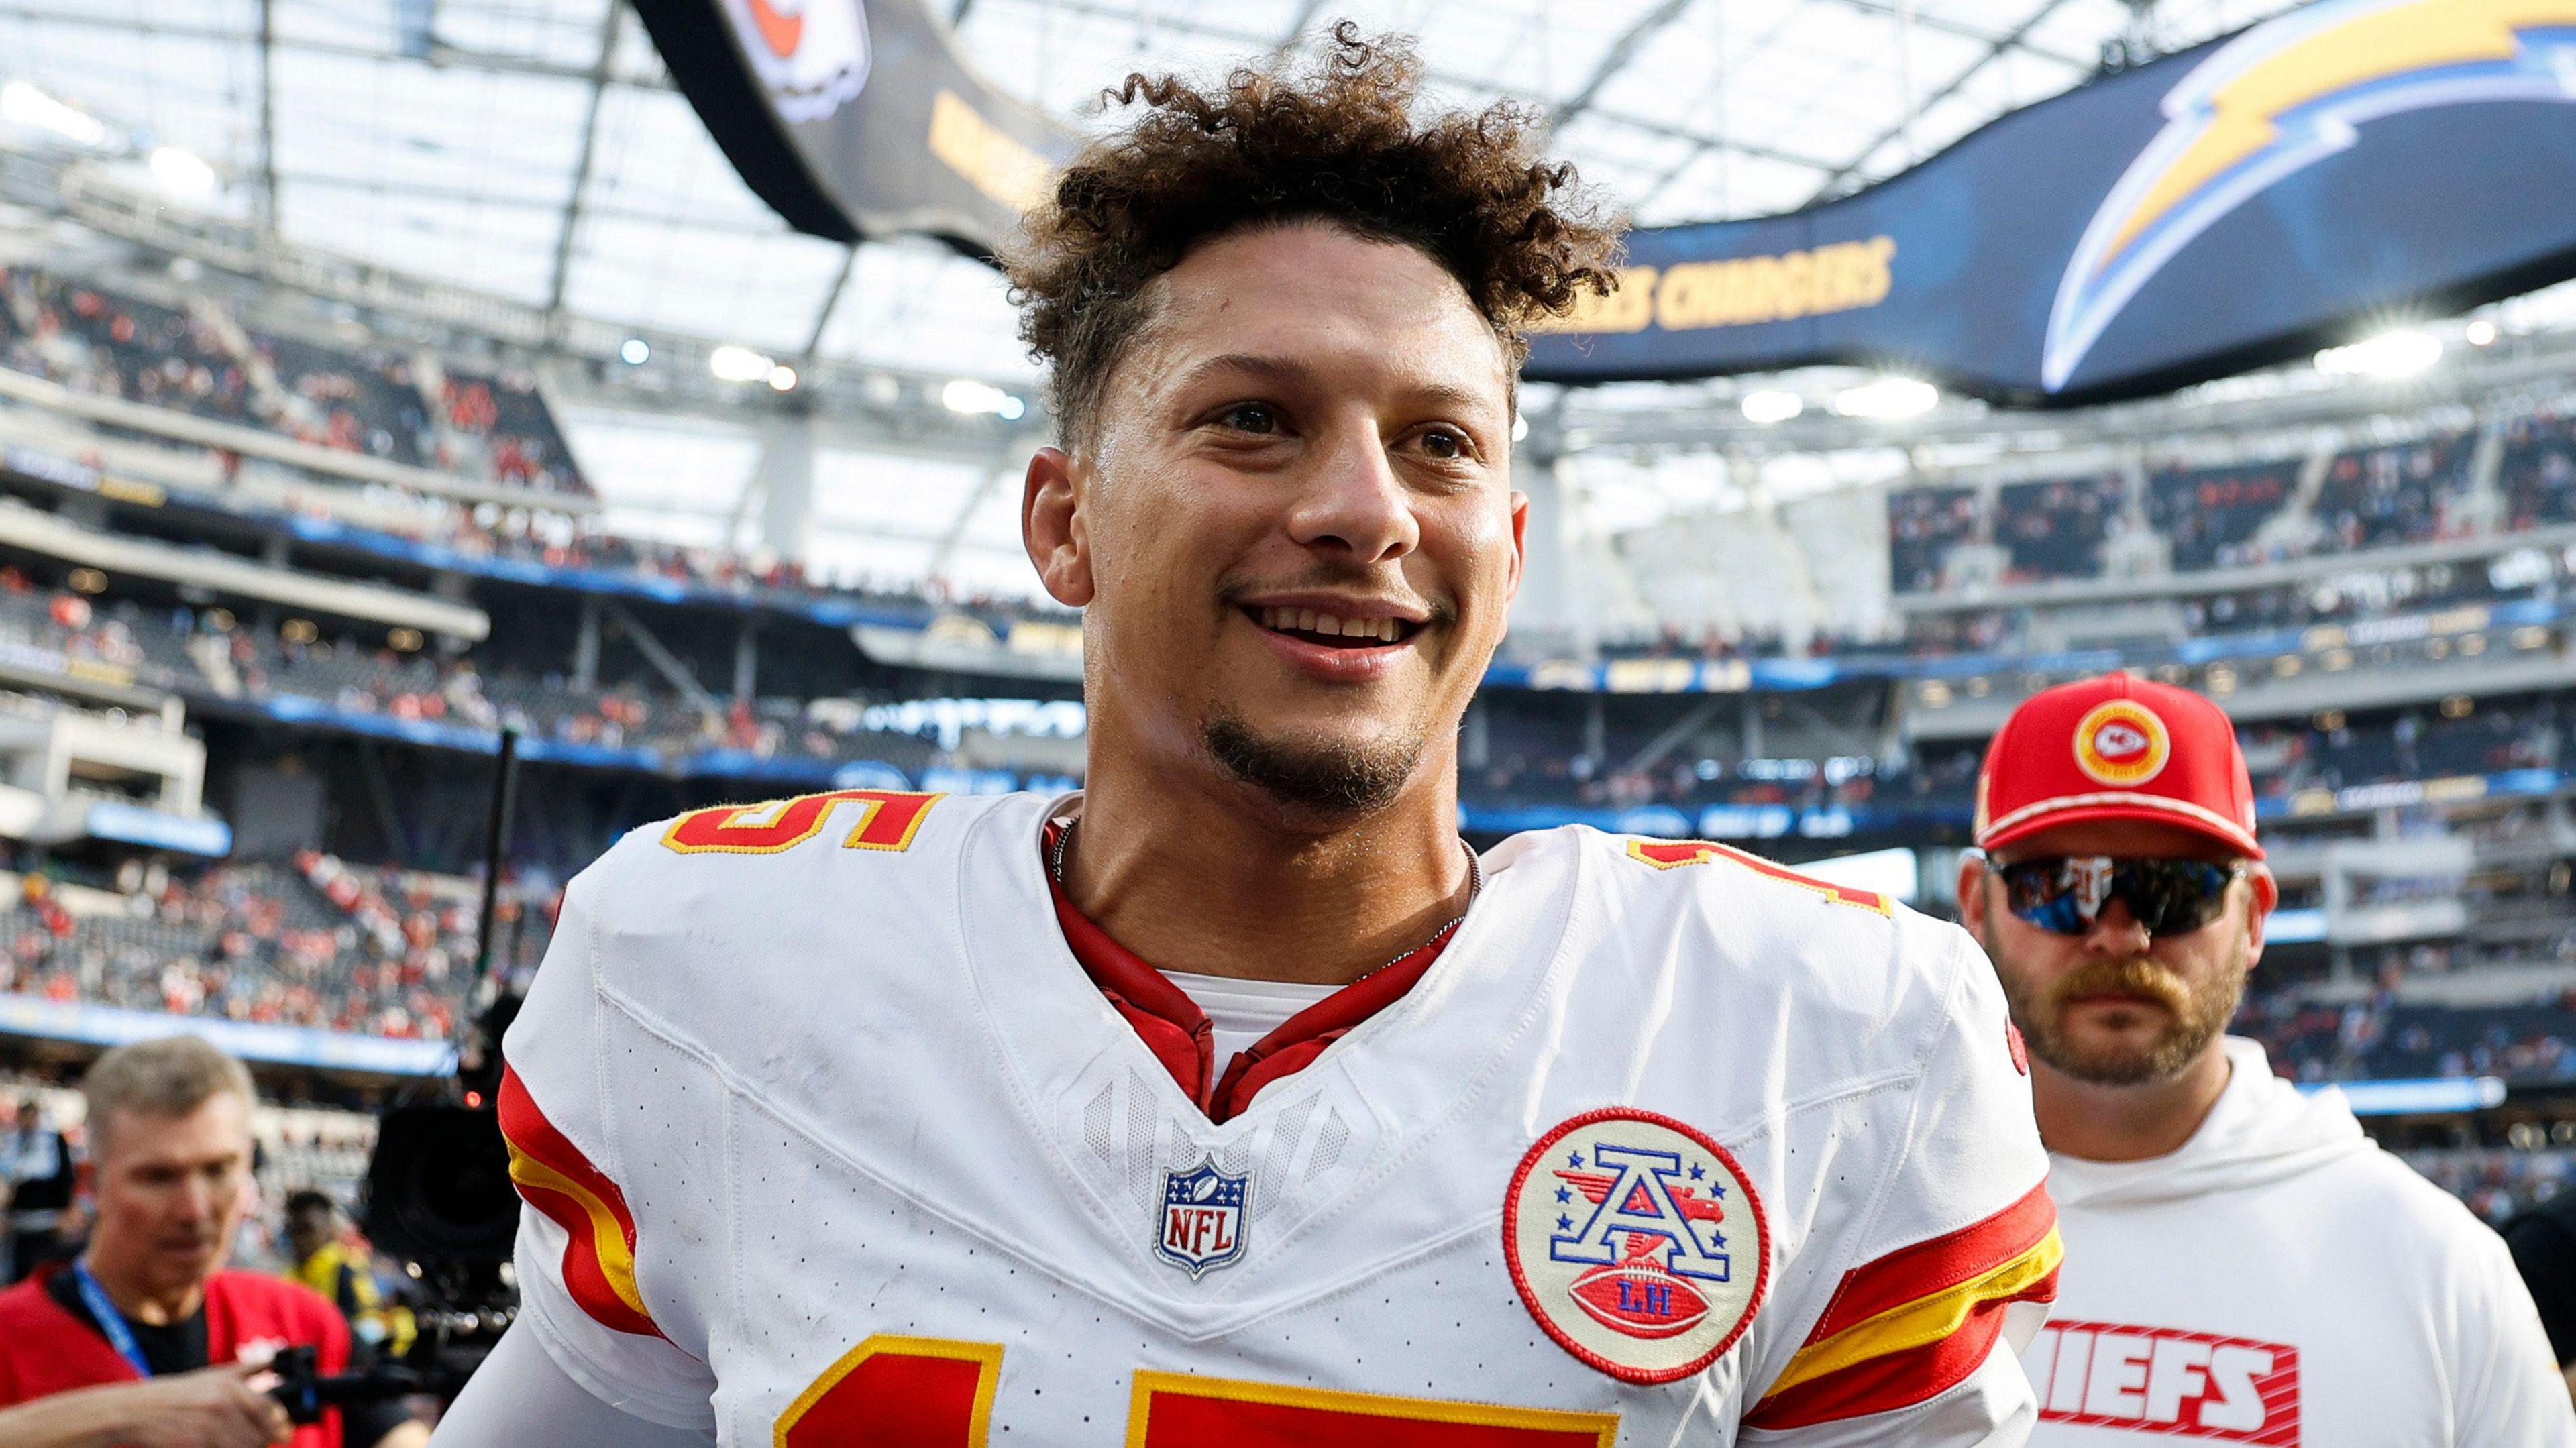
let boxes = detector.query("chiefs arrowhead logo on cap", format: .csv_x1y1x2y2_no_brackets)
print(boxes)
1978,672,2263,859
2072,699,2170,787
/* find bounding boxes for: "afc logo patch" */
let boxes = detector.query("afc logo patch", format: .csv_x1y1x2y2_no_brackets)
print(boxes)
1156,1158,1249,1279
1503,1108,1769,1384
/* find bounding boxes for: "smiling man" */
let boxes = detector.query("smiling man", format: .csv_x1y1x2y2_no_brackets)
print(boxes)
1958,673,2572,1445
438,30,2057,1446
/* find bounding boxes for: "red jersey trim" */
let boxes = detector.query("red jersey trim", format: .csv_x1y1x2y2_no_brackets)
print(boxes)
1041,821,1452,1123
498,1066,666,1340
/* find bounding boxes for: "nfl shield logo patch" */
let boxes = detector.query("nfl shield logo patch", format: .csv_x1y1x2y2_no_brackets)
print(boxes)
1156,1158,1250,1278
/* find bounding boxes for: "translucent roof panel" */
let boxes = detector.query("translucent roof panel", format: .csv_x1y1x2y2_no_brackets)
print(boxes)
0,0,2318,600
0,0,2312,378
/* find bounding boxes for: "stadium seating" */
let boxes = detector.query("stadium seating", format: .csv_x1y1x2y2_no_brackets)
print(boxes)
1886,485,1979,594
0,266,586,496
0,857,510,1041
2501,406,2576,531
2145,458,2302,571
2314,431,2473,550
1995,472,2127,583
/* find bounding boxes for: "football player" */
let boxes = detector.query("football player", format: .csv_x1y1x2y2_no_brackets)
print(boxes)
436,28,2059,1446
1959,672,2573,1444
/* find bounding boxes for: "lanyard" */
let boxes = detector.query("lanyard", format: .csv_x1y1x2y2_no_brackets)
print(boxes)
69,1261,155,1379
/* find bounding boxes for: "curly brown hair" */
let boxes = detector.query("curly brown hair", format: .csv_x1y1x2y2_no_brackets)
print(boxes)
1006,23,1623,447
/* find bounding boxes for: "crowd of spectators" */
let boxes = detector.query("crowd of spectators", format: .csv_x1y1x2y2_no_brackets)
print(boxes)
0,269,254,425
1996,472,2127,583
2245,698,2563,795
2313,431,2474,551
248,328,432,467
0,266,592,498
2503,406,2576,531
0,853,511,1041
2239,980,2576,1093
2148,459,2300,571
0,570,963,779
1468,689,2570,820
1887,414,2572,602
1887,486,1979,594
440,368,584,496
2405,1146,2576,1225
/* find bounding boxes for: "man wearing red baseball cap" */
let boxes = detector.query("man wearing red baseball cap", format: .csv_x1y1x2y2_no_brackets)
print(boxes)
1959,672,2570,1443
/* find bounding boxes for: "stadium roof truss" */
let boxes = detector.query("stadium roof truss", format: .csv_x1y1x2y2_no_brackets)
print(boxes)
0,0,2310,590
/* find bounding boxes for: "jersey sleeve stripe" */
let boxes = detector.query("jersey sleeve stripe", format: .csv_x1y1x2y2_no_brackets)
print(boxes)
498,1065,666,1340
1807,1180,2058,1343
1742,1184,2062,1428
1739,1292,2029,1431
1762,1225,2061,1400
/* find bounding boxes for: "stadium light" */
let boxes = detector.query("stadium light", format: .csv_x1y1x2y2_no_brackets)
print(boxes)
619,338,651,366
2466,319,2499,347
709,344,773,382
1831,376,1938,420
1,81,109,148
147,146,217,198
2314,328,2440,378
767,364,798,392
942,378,1026,421
1740,389,1803,424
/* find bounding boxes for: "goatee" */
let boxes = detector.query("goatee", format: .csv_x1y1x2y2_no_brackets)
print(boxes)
1203,712,1421,816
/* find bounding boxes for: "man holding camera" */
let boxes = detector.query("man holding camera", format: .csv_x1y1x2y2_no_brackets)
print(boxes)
0,1035,426,1448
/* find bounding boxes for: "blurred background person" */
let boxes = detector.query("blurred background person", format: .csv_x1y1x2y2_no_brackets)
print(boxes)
2,1095,73,1283
0,1036,425,1448
283,1190,411,1362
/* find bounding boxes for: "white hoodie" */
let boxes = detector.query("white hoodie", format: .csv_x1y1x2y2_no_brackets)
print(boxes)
2023,1037,2573,1447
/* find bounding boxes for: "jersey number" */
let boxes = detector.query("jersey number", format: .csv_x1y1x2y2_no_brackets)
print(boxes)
775,1337,1618,1447
663,790,942,856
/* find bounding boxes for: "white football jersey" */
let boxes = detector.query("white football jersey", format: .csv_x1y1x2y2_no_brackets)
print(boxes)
498,789,2060,1445
2024,1038,2574,1448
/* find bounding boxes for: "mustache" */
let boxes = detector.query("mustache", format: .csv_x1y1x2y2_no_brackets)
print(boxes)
2046,956,2190,1014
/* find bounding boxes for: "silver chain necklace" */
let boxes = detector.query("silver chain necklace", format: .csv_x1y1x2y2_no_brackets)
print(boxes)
1049,812,1483,979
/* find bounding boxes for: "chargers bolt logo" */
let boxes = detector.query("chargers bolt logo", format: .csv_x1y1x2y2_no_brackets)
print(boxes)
1504,1108,1769,1384
2073,700,2171,787
1155,1158,1249,1279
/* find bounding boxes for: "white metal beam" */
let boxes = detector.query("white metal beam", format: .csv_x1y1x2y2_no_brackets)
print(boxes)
545,5,627,330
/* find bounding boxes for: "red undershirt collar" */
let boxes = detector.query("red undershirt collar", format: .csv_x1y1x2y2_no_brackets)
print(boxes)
1041,821,1454,1123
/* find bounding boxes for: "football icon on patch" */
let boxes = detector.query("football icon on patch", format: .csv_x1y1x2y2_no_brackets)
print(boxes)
1503,1108,1769,1384
2072,699,2170,786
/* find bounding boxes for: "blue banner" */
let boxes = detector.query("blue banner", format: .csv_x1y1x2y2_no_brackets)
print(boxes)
1527,0,2576,402
0,993,454,1076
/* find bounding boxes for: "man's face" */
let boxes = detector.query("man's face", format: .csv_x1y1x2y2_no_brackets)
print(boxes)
89,1093,252,1296
286,1206,332,1260
1026,222,1525,818
1960,819,2275,1085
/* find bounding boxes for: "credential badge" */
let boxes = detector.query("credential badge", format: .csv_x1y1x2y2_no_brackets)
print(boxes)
1156,1158,1249,1278
1503,1107,1770,1384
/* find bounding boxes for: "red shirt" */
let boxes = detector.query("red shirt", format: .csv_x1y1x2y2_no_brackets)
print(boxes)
1042,822,1456,1123
0,1265,352,1448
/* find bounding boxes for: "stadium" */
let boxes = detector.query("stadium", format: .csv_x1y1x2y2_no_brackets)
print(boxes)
0,0,2570,1440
